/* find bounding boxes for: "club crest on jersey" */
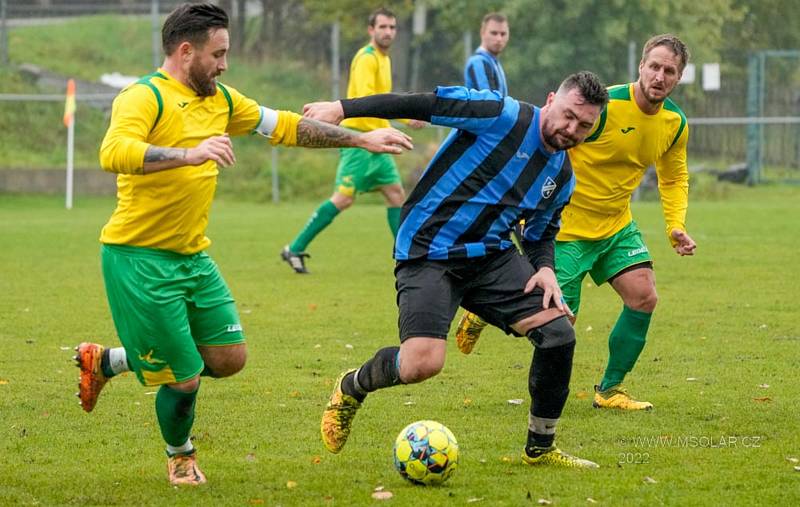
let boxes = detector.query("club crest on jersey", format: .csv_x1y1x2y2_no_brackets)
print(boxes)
541,176,557,199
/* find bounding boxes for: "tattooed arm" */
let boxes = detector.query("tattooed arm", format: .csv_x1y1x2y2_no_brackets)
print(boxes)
141,135,236,174
296,117,413,154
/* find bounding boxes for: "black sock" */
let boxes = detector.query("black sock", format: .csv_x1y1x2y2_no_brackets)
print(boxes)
528,341,575,419
341,347,401,402
526,429,555,455
100,348,116,378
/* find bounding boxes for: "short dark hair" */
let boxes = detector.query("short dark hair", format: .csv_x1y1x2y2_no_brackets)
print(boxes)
642,34,690,71
162,3,229,56
558,71,609,108
481,12,507,27
369,7,396,27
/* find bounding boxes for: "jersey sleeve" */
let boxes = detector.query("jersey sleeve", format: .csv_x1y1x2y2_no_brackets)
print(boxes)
349,52,379,98
430,86,506,135
655,124,690,245
224,84,262,136
99,84,159,174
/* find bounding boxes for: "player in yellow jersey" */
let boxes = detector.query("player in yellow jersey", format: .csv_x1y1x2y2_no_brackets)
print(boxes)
282,7,426,274
456,34,697,411
73,3,411,486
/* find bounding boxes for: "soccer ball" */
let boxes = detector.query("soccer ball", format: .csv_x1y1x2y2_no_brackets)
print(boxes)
393,420,459,485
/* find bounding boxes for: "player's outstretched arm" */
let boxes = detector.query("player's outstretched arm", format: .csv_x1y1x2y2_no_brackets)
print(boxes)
296,117,413,154
142,135,236,174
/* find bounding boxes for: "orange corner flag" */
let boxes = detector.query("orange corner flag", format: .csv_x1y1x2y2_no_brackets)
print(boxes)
63,79,76,127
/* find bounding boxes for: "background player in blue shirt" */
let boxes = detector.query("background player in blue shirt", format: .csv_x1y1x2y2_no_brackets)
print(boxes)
306,73,609,468
464,12,509,96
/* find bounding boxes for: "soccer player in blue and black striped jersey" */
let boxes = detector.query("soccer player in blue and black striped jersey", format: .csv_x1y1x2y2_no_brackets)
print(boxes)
310,72,610,468
464,12,509,96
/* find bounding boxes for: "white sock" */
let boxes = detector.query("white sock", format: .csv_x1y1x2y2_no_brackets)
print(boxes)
166,439,194,456
108,347,129,375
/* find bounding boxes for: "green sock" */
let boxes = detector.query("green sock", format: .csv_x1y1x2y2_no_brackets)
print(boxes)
600,306,652,391
156,385,198,448
289,200,340,253
387,207,402,238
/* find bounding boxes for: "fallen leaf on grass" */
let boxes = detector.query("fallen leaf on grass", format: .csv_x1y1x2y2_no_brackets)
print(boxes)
311,455,322,464
467,498,484,503
752,397,772,402
245,453,257,462
0,380,9,385
60,346,72,350
249,499,264,505
686,378,697,381
345,344,354,349
286,480,297,489
643,476,657,484
372,491,393,500
786,457,799,464
538,499,552,505
575,390,589,400
794,466,800,472
501,456,513,463
463,398,473,407
585,326,593,332
587,498,598,504
758,384,769,388
507,399,524,405
309,304,317,311
290,390,301,398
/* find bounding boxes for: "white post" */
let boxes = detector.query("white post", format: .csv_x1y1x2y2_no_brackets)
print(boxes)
271,146,279,203
66,118,74,210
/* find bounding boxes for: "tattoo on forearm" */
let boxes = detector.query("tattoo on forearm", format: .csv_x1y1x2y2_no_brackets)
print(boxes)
296,118,357,148
144,146,188,163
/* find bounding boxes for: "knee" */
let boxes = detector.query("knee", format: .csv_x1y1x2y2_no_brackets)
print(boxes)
526,316,576,349
400,355,444,384
331,193,354,210
170,376,200,393
627,289,658,313
205,348,247,378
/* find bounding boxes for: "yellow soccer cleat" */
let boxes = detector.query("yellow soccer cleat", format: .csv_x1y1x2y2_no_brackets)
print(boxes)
321,369,362,453
167,452,207,486
593,384,653,411
455,311,488,354
522,445,599,469
74,342,109,413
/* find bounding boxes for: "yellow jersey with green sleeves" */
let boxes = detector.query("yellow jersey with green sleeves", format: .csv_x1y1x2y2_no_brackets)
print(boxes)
558,83,689,246
340,44,393,132
99,68,301,254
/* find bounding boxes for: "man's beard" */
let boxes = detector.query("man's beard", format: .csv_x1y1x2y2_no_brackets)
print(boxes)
188,61,217,97
638,77,667,105
543,129,578,151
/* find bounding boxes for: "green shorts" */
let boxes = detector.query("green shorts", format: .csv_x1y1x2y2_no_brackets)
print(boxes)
101,244,245,386
334,147,400,196
555,221,652,315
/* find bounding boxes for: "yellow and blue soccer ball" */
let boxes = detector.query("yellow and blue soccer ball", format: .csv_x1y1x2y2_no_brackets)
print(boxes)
393,420,459,485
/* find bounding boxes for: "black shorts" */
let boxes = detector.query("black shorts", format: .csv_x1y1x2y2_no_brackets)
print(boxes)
395,248,545,342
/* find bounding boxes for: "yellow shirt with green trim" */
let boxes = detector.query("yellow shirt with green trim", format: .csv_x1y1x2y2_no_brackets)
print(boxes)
558,83,689,246
99,68,301,254
340,44,394,132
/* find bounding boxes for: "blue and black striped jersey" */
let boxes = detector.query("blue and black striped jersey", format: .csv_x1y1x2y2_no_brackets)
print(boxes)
464,48,508,96
395,87,574,261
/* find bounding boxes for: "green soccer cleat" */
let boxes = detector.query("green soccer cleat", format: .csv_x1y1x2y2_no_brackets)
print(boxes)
321,369,362,453
522,445,599,469
74,342,109,413
455,311,488,354
593,384,653,411
167,451,207,486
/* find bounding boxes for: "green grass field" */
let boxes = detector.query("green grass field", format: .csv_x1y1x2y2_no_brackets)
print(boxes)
1,186,799,506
